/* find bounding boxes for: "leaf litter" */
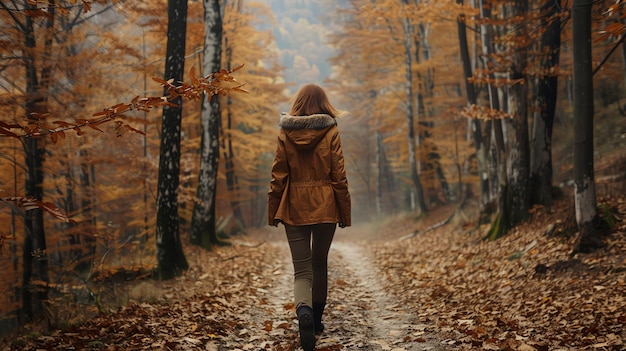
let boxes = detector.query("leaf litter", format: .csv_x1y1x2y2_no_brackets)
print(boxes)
1,196,625,351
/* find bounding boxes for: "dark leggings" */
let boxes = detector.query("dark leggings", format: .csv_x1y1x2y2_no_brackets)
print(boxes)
285,223,336,309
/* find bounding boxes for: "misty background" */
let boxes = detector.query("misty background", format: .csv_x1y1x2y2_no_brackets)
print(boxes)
253,0,349,100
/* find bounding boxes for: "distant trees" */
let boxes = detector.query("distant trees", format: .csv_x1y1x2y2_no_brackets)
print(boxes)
329,0,458,218
332,0,469,220
220,0,245,230
330,0,619,249
0,0,117,323
211,1,287,228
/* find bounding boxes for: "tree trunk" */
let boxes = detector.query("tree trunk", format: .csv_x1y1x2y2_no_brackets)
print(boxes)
456,0,488,208
415,23,450,204
222,11,246,229
77,149,97,270
221,102,245,229
572,0,600,253
402,7,427,214
530,0,561,208
23,138,48,322
479,0,509,240
622,13,626,92
58,147,96,274
58,152,78,267
21,1,52,324
190,0,223,249
155,0,189,279
375,131,398,215
504,0,531,227
376,132,383,215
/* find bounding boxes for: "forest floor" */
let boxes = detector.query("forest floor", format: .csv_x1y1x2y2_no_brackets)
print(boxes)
1,195,625,351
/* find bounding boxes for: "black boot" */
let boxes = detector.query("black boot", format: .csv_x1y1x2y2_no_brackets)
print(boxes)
296,306,315,351
313,302,325,335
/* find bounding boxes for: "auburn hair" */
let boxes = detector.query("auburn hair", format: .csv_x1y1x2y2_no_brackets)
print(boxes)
289,83,341,118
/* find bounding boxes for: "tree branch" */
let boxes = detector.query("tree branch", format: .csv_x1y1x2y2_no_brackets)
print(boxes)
593,32,626,76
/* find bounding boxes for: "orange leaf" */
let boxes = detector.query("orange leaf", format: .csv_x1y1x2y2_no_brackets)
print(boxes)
30,112,49,120
125,125,147,136
0,127,19,138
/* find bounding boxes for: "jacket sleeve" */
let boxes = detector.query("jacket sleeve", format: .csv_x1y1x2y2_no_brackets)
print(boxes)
329,127,351,227
268,134,288,226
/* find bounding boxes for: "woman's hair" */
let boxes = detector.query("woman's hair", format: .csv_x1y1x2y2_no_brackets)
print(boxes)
289,83,342,118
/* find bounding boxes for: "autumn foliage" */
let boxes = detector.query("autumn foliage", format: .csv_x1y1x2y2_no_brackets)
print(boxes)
0,0,275,334
1,0,625,348
0,66,247,142
0,65,247,221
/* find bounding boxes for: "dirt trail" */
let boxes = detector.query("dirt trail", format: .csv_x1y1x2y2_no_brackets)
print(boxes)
324,240,446,351
247,226,448,351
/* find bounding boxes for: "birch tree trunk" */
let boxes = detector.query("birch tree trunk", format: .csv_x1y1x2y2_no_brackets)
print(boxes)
190,0,223,249
572,0,601,253
504,0,531,226
155,0,189,279
401,2,427,214
456,0,488,209
479,0,509,239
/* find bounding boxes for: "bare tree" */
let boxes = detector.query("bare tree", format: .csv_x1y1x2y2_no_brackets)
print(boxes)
154,0,190,279
190,0,223,249
572,0,601,253
456,0,488,208
401,0,427,214
530,0,561,208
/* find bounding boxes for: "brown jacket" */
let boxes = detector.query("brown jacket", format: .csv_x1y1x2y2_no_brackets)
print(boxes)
268,113,351,227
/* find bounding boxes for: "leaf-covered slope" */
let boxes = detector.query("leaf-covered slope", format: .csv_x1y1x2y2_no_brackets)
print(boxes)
356,196,626,350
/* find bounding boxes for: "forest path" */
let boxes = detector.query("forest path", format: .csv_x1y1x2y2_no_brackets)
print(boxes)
246,226,448,351
324,240,446,351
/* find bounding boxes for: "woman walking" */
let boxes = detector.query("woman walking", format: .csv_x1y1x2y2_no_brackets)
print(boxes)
268,84,351,351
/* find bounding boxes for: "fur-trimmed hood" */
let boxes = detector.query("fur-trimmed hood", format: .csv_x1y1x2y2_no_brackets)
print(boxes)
278,113,337,130
278,113,337,150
